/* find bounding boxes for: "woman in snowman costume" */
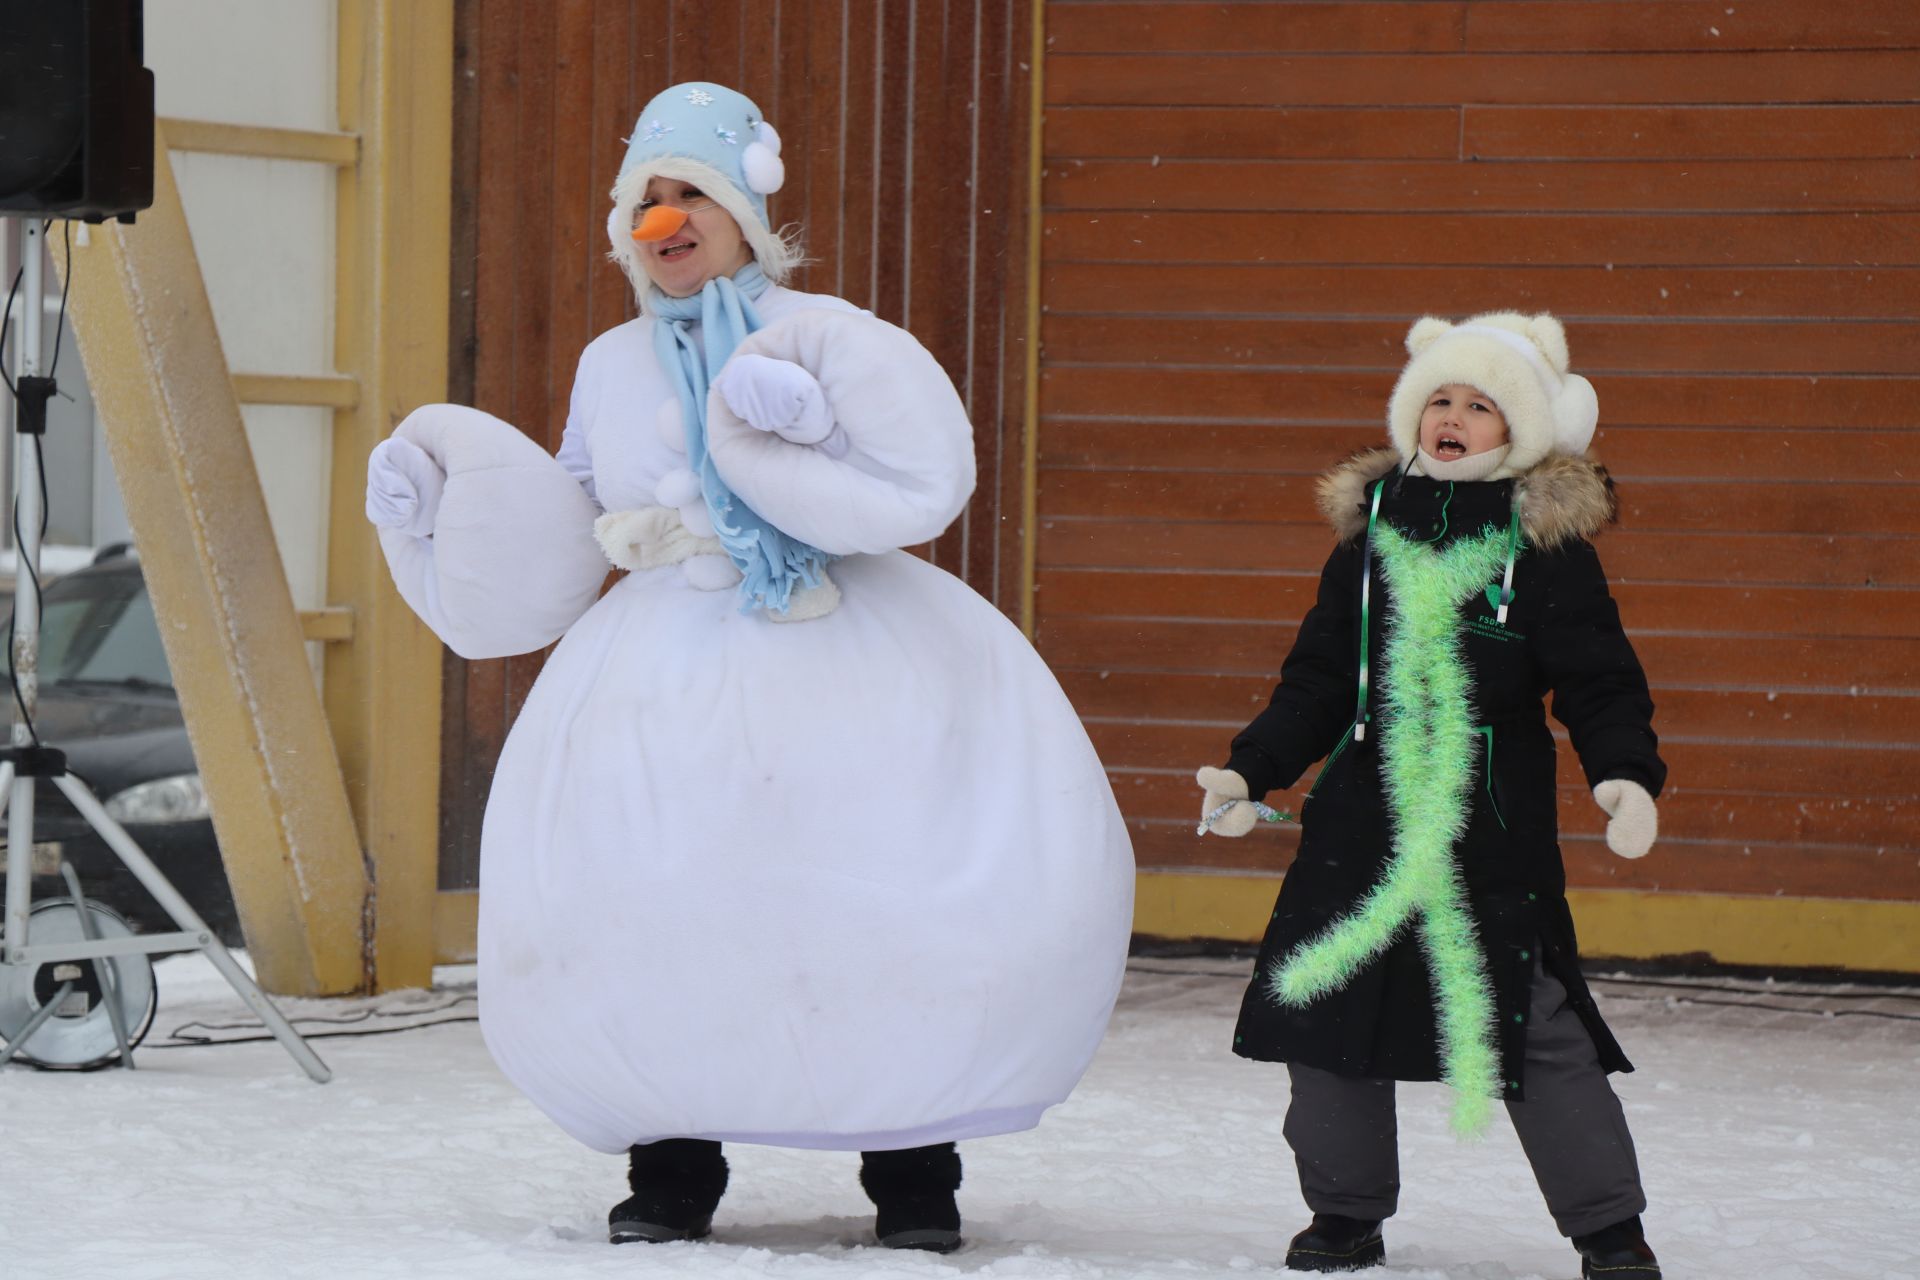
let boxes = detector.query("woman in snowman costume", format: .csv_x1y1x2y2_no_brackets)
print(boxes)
364,82,1134,1252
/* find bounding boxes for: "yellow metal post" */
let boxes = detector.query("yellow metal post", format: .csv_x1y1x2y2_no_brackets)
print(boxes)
54,135,372,997
326,0,454,991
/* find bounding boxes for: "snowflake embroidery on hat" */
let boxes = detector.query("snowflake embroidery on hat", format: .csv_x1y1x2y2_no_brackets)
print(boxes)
685,88,715,107
642,118,674,142
714,124,738,145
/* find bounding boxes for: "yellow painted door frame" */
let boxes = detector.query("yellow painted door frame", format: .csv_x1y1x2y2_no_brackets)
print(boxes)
326,0,456,992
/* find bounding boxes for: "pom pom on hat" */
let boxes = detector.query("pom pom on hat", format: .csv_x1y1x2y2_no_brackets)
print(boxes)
1386,310,1599,475
742,125,785,196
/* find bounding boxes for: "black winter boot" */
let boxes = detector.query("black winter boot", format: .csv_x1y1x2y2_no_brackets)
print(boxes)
608,1138,729,1244
1284,1214,1385,1272
1572,1215,1661,1279
860,1143,963,1253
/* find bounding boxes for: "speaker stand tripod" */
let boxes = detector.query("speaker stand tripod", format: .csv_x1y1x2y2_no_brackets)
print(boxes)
0,215,328,1082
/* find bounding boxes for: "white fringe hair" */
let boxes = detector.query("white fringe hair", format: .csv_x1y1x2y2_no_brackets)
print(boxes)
605,156,804,309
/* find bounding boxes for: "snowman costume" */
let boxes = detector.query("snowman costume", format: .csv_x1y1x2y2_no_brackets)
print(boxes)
366,83,1134,1156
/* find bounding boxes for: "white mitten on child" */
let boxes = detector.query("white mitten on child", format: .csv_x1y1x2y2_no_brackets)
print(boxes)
1592,778,1658,859
713,353,849,456
1195,766,1259,838
366,436,446,540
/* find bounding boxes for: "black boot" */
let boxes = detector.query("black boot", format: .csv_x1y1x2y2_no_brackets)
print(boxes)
1284,1214,1385,1272
1572,1215,1661,1279
860,1143,963,1253
608,1138,729,1244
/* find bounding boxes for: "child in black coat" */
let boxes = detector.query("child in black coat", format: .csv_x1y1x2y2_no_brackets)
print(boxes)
1195,313,1664,1278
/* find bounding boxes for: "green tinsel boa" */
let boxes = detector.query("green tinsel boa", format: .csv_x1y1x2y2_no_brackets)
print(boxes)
1268,522,1512,1137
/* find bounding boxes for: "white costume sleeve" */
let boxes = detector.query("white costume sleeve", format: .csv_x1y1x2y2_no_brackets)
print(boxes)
374,404,607,660
554,405,600,507
703,309,975,555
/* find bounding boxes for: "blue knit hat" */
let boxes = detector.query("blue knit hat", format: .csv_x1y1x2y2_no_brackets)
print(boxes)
607,82,794,296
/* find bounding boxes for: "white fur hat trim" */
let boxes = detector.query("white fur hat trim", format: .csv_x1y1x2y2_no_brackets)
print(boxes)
1387,311,1600,474
1454,323,1599,458
605,155,802,303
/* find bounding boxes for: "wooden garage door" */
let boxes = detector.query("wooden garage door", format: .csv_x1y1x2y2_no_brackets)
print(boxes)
1036,3,1920,911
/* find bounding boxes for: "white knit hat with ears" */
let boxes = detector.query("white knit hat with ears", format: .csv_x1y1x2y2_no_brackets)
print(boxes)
604,81,803,305
1386,311,1600,477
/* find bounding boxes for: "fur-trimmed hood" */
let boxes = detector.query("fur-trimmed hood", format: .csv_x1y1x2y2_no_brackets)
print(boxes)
1316,448,1617,550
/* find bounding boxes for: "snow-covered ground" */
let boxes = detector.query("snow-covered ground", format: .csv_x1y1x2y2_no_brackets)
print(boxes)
4,953,1917,1280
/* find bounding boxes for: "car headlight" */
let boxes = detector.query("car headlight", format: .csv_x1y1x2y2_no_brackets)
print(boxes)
104,773,211,825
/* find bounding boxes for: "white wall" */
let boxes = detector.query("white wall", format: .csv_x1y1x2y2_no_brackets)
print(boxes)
146,0,340,623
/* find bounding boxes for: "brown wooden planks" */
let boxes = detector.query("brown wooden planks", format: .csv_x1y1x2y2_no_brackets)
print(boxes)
1048,3,1467,55
1043,316,1920,376
1046,51,1920,108
1042,367,1920,429
1465,106,1920,161
1043,420,1920,485
1044,263,1920,321
1039,569,1920,643
1611,480,1920,537
1044,212,1920,267
1060,674,1920,749
1038,616,1920,690
1046,107,1462,160
1047,158,1920,213
1464,1,1920,55
1082,721,1920,798
1038,519,1920,590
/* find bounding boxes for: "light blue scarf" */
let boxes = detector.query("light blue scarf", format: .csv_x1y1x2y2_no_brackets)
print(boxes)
650,264,834,614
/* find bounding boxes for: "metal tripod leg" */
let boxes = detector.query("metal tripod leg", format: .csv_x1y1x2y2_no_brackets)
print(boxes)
0,981,75,1067
49,773,331,1083
58,861,136,1068
1,761,27,958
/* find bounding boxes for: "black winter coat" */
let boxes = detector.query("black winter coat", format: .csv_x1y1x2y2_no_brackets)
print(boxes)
1226,450,1665,1098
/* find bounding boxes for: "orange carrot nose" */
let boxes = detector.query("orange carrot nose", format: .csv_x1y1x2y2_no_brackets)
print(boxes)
631,205,691,242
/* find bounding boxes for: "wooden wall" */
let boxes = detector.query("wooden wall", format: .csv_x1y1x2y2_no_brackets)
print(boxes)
1035,3,1920,903
440,0,1034,886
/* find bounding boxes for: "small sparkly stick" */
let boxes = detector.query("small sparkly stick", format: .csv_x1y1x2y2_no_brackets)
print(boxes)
1197,800,1295,837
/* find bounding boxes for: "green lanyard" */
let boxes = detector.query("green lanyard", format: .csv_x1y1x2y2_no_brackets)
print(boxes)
1353,480,1386,741
1351,478,1525,740
1495,497,1523,624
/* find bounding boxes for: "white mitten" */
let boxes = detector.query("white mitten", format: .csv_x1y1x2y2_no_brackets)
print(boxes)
713,353,847,453
1593,778,1659,859
1195,766,1258,838
366,436,446,539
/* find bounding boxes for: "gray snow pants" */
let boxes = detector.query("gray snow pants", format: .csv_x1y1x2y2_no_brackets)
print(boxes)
1282,960,1646,1238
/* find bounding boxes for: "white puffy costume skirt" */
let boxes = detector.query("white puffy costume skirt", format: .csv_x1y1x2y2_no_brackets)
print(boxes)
376,290,1135,1154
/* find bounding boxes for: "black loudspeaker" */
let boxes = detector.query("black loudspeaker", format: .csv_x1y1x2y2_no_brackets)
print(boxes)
0,0,154,222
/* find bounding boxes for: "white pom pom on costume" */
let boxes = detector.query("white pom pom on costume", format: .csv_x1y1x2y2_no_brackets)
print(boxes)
655,397,687,453
654,467,702,510
755,121,782,155
682,553,742,591
742,141,785,195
